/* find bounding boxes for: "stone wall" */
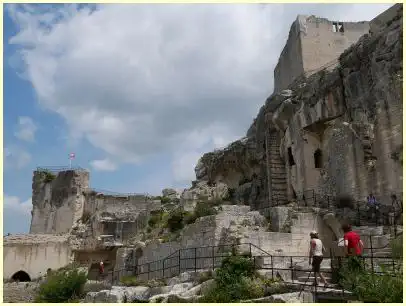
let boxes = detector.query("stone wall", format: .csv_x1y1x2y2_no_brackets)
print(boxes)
274,15,369,93
195,5,402,209
30,170,89,234
3,234,72,280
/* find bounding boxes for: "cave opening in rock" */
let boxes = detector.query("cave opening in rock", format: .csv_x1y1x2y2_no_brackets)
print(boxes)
314,149,323,168
287,147,295,166
11,270,31,282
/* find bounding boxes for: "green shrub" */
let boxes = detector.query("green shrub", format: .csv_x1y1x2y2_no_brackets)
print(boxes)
39,170,56,183
120,276,165,288
199,254,262,302
160,196,171,204
165,209,185,232
194,201,217,218
390,235,403,259
35,268,87,302
339,256,403,302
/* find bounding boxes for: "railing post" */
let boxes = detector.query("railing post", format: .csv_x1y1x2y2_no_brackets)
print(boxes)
162,258,165,279
369,235,374,273
249,243,252,257
270,255,274,279
147,263,150,280
357,203,361,226
290,256,293,283
178,250,181,275
194,248,197,273
212,246,215,270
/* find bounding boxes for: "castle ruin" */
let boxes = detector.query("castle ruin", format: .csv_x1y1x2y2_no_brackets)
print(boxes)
3,5,403,301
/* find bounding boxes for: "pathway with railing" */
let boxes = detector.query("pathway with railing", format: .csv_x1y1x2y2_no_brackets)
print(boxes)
99,237,401,300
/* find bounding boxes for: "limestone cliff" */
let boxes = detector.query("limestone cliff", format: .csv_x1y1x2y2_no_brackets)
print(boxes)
194,5,403,210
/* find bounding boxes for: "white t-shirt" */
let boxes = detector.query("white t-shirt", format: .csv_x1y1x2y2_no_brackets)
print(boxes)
310,238,323,256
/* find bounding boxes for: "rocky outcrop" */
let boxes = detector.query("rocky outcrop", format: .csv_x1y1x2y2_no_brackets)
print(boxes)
194,5,403,209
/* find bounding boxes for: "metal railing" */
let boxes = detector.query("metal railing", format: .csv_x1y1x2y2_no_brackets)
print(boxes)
258,189,403,233
99,238,401,297
36,166,87,173
84,188,149,197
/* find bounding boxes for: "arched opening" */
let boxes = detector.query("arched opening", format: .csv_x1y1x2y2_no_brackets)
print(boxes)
11,270,31,282
314,149,323,168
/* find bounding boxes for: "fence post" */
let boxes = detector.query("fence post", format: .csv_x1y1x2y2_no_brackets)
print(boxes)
162,258,165,279
194,248,197,273
369,235,374,273
148,263,150,280
212,246,215,270
357,203,361,226
312,190,316,207
249,243,252,257
178,250,181,275
270,255,274,279
290,256,293,283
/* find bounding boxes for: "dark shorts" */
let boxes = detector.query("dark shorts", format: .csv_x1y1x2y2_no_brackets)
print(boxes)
312,256,323,273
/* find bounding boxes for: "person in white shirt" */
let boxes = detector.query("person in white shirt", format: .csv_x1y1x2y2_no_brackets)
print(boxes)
308,230,328,286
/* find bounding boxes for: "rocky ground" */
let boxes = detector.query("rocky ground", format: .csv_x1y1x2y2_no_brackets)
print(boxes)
3,282,40,303
82,270,313,303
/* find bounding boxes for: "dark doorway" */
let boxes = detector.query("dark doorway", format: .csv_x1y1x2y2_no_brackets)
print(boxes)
11,270,31,282
287,147,295,166
314,149,323,168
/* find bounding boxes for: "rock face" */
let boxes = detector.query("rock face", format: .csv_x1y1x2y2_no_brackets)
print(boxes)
194,5,403,209
30,170,89,234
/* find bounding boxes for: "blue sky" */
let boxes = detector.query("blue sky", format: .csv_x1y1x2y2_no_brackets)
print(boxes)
3,3,392,234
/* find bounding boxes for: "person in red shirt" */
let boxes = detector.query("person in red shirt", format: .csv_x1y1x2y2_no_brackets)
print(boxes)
342,224,364,256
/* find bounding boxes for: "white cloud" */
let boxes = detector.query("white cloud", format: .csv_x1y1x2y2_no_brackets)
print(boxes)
90,158,117,171
4,146,32,169
14,116,37,142
4,194,32,216
6,3,392,184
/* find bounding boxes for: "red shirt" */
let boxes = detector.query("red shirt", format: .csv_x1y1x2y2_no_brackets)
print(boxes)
344,231,362,255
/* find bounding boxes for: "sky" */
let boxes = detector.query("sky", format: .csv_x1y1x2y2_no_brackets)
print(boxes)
3,3,393,234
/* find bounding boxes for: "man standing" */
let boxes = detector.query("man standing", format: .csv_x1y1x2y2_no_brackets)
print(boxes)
99,261,105,280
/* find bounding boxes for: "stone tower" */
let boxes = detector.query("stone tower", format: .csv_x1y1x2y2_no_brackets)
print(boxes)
30,169,90,234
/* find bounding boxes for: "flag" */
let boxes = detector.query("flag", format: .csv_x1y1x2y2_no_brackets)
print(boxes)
69,153,76,160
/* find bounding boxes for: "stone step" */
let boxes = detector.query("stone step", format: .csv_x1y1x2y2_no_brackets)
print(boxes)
297,275,332,284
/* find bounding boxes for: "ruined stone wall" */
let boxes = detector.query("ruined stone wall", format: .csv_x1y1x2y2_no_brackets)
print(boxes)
273,16,306,93
3,235,72,280
30,170,89,234
195,5,402,209
274,15,369,93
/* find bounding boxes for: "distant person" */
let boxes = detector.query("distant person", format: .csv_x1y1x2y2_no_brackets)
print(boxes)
99,261,105,279
367,193,379,219
308,230,328,286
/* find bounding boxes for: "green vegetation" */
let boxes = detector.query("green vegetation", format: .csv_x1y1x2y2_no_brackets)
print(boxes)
38,170,56,183
198,253,264,302
35,268,87,302
390,234,403,259
339,256,403,303
120,275,165,288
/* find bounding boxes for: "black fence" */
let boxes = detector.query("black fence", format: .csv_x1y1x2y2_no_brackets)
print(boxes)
259,189,403,233
36,166,87,173
98,237,401,302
